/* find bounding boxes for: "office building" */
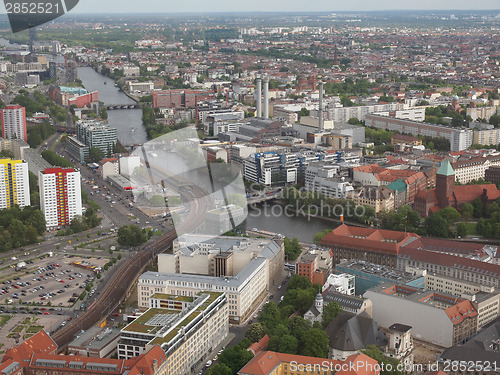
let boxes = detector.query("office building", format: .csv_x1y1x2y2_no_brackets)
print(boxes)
39,168,82,228
485,165,500,183
322,273,355,295
76,120,117,159
452,154,500,184
438,318,500,374
119,292,228,375
68,327,121,358
0,159,30,209
1,105,27,142
364,283,478,347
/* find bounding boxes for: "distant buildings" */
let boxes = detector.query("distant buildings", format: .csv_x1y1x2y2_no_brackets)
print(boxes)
0,158,30,209
39,167,82,228
1,105,27,142
365,114,473,151
152,89,215,109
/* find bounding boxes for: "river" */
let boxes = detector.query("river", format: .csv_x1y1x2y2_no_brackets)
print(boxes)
76,66,329,242
77,66,148,147
246,203,335,243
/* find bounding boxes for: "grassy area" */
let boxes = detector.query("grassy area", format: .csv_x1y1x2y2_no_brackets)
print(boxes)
26,325,43,334
461,222,478,236
0,315,11,328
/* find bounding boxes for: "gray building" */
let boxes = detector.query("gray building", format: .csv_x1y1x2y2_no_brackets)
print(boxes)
331,122,366,145
76,120,117,159
66,136,89,163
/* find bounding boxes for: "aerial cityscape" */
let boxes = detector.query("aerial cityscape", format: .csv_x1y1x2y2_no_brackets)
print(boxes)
0,3,499,375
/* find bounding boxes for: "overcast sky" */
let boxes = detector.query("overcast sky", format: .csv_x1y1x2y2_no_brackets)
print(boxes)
72,0,499,13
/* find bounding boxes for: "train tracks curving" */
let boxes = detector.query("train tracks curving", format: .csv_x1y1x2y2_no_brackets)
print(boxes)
51,229,177,350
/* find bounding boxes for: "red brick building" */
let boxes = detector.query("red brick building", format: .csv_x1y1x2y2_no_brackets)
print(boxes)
414,160,500,217
152,89,215,108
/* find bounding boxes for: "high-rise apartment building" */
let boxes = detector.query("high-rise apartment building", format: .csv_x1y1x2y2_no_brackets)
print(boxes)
76,120,117,159
39,168,82,228
0,159,30,209
1,105,27,142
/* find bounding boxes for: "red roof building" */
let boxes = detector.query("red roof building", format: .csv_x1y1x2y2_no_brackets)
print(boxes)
238,351,380,375
0,331,166,375
321,224,420,267
414,160,500,217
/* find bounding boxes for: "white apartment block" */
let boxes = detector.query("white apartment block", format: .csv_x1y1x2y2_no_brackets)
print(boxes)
1,105,27,142
365,114,473,151
453,156,500,184
119,292,228,375
324,102,409,122
0,159,30,209
322,273,355,295
39,168,82,228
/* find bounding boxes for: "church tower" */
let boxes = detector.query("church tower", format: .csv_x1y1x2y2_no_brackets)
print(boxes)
315,293,323,314
435,160,455,208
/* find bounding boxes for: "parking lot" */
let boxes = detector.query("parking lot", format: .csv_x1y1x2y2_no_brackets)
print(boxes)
1,253,109,311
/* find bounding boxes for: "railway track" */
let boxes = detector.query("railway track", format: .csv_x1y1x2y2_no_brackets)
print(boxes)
51,185,210,351
52,230,177,350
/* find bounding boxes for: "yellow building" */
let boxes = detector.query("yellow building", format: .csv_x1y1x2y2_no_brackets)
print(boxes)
0,158,30,209
238,351,380,375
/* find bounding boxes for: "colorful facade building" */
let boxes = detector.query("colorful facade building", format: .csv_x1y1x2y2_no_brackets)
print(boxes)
39,167,82,228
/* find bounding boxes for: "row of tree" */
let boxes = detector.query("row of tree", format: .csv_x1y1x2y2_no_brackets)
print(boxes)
41,150,74,168
0,207,46,252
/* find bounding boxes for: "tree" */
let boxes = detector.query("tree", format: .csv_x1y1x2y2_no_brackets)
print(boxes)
245,322,265,343
438,207,461,224
300,328,329,357
461,203,473,219
259,302,280,331
279,334,299,354
206,364,232,375
424,213,449,238
287,274,312,291
457,222,468,238
322,301,342,328
217,346,254,374
363,345,404,375
88,147,105,163
70,216,86,233
313,229,331,245
473,198,484,218
117,225,146,246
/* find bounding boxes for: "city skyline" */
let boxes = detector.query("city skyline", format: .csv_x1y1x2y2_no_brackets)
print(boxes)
57,0,500,14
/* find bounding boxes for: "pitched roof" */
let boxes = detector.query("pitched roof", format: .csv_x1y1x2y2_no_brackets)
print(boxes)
323,287,367,311
3,331,57,364
437,160,455,176
237,351,380,375
399,247,500,278
321,224,420,256
445,300,478,326
326,311,387,351
248,335,270,356
453,184,500,203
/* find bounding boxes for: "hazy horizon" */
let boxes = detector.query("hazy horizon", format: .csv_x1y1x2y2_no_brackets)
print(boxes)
1,1,499,15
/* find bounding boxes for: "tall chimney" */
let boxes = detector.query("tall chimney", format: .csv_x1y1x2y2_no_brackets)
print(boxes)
256,77,262,118
318,81,324,132
263,76,269,118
